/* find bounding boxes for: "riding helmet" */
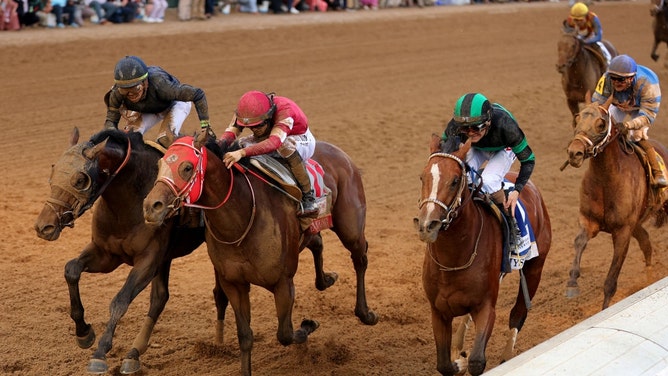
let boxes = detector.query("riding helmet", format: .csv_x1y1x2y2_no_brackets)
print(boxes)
114,56,149,88
235,91,277,127
570,2,588,19
453,93,492,127
608,55,637,77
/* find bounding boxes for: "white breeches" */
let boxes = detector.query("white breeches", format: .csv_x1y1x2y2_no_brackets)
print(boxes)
466,148,516,193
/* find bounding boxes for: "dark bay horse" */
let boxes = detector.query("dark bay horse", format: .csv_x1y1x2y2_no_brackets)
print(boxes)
34,128,226,374
413,134,552,376
557,32,618,124
143,135,378,376
651,0,668,62
564,96,668,309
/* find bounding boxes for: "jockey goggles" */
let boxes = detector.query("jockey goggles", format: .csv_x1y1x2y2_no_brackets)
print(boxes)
458,120,490,134
609,74,633,83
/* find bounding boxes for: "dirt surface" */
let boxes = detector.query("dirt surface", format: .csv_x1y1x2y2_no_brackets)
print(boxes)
4,2,668,375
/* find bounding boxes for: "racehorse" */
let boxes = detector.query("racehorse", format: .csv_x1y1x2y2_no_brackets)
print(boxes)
650,0,668,63
143,135,378,376
414,134,552,376
564,94,668,309
34,128,226,374
557,32,618,124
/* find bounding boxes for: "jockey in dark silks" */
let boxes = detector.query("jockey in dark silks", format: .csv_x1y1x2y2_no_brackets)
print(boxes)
441,93,536,249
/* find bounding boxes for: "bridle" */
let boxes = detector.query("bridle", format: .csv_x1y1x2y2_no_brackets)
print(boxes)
154,138,256,246
571,105,614,159
46,138,132,230
556,34,582,73
418,151,484,271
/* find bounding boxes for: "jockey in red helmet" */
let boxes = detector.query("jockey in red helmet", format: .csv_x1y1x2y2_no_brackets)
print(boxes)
218,91,319,217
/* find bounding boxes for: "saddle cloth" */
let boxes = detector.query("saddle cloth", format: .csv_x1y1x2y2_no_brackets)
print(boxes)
503,182,539,271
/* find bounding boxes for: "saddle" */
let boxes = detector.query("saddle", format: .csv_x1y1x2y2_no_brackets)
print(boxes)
249,154,334,234
583,44,607,72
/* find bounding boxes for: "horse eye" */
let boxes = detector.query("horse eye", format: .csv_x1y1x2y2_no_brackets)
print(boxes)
70,172,92,191
178,162,194,180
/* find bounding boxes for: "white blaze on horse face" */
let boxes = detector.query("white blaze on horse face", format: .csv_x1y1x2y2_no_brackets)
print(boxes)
426,163,441,217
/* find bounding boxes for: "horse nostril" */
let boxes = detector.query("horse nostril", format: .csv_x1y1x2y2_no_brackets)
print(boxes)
151,201,164,211
427,220,441,232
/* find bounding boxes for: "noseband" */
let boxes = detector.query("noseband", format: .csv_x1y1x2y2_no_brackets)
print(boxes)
572,106,614,159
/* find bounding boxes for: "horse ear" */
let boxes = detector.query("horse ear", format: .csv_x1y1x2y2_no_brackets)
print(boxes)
603,94,614,110
429,133,441,153
585,91,592,103
83,137,109,160
70,127,80,147
456,139,471,160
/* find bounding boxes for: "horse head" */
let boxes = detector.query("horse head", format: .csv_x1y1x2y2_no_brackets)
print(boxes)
566,93,615,168
34,128,133,240
414,133,470,243
556,32,582,74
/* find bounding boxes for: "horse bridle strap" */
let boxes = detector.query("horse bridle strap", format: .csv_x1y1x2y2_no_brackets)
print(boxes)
417,152,468,230
575,106,613,158
427,203,484,272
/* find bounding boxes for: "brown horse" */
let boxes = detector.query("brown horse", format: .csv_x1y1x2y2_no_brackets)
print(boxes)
557,32,617,124
143,135,378,376
564,96,668,309
34,128,226,374
651,0,668,62
413,134,552,376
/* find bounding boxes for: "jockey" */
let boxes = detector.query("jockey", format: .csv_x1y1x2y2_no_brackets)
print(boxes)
218,90,319,217
592,54,668,188
441,93,536,249
104,55,213,147
563,2,612,65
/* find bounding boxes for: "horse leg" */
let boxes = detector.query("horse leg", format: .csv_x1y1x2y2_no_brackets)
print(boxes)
430,309,459,376
272,277,319,345
222,280,253,376
602,228,633,309
64,245,122,350
120,260,174,374
652,39,660,61
566,225,597,298
305,233,338,291
452,314,471,367
632,224,654,267
87,260,158,374
213,268,229,344
468,305,495,376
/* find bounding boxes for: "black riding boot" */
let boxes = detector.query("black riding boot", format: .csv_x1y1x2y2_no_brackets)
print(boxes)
490,189,521,251
285,152,319,217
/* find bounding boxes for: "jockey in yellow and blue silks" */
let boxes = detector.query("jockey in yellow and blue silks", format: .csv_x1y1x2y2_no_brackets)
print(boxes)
563,2,612,65
441,93,536,249
592,54,667,188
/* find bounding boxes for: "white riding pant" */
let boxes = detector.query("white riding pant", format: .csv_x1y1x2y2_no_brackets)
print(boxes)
596,41,612,65
240,128,316,161
466,148,517,194
133,101,192,136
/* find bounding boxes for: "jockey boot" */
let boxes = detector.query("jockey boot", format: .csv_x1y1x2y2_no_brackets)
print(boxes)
285,152,319,217
490,189,521,251
639,139,668,188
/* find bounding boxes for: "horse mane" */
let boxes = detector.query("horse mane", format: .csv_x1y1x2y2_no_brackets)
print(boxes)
440,135,462,154
89,128,145,149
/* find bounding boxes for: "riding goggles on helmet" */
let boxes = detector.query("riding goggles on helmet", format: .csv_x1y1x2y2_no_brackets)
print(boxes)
458,121,489,134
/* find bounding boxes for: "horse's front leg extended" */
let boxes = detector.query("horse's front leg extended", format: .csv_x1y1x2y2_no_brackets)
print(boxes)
468,306,495,376
87,260,158,374
64,245,122,349
566,226,595,298
213,268,229,344
223,280,253,376
602,227,633,309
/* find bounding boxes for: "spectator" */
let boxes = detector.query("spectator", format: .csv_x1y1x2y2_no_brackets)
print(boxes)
177,0,190,20
50,0,78,27
16,0,42,27
1,0,21,30
105,0,138,23
191,0,205,19
144,0,166,22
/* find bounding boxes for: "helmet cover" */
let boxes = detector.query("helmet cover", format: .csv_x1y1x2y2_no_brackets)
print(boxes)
114,56,149,88
570,2,588,19
235,91,276,127
608,54,637,78
453,93,492,127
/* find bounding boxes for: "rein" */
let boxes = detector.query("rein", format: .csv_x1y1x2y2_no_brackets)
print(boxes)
427,203,484,272
47,138,132,228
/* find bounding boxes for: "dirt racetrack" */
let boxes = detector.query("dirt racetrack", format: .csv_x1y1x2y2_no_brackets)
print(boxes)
4,1,668,375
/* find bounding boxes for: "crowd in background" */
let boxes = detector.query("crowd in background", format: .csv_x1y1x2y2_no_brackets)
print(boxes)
0,0,547,31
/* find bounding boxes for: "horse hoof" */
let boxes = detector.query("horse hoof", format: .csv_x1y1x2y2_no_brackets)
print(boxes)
300,318,320,334
87,358,108,374
325,271,338,288
77,327,96,349
359,310,379,326
120,358,141,374
564,286,580,298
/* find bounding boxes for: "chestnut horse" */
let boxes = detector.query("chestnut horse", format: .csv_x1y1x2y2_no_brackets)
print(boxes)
143,135,378,376
651,0,668,62
34,128,226,374
564,96,668,309
414,134,552,376
557,32,617,124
